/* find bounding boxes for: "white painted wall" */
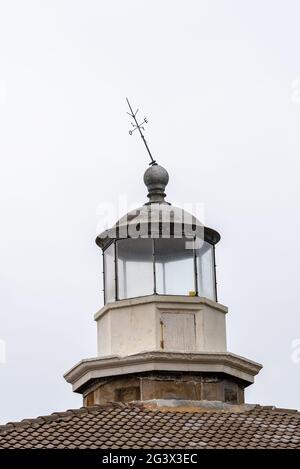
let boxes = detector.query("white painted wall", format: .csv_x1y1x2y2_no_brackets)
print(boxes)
196,305,227,352
96,296,227,357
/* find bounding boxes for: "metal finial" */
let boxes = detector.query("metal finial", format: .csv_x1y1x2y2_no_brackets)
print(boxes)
126,97,156,166
143,164,169,204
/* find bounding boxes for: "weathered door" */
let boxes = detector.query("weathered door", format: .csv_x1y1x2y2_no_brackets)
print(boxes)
160,312,196,351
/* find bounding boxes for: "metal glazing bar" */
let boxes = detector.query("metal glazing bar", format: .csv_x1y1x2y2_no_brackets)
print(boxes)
114,240,119,301
152,238,157,294
213,245,218,302
102,251,106,305
193,237,198,295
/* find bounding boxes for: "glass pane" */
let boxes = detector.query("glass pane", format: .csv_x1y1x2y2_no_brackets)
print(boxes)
104,242,115,303
197,241,216,300
117,238,154,299
155,238,195,296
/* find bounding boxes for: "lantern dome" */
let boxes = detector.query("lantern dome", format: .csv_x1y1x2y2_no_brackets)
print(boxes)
96,164,220,304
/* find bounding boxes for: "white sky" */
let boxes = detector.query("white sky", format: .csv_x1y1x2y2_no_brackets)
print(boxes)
0,0,300,423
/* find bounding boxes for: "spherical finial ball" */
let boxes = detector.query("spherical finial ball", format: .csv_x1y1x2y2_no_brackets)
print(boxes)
143,164,169,195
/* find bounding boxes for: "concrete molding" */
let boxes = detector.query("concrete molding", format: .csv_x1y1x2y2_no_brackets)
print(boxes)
94,295,228,321
64,351,262,393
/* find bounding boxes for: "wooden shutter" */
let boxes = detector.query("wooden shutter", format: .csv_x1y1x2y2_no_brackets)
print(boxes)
160,312,196,351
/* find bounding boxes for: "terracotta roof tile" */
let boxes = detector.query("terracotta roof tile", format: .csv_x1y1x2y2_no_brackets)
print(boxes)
0,402,299,449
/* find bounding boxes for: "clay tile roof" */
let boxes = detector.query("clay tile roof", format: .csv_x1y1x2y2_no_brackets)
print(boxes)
0,402,299,449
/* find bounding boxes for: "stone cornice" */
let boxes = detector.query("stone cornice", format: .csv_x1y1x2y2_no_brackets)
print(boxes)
64,351,262,393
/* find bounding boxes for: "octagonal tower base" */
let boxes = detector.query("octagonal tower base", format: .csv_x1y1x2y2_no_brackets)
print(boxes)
64,296,262,405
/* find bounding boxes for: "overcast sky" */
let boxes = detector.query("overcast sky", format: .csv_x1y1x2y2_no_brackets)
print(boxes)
0,0,300,423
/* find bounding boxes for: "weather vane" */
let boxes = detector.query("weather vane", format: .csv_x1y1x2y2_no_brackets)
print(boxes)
126,97,156,166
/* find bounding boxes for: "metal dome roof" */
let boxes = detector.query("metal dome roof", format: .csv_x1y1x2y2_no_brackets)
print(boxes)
96,163,220,249
96,203,220,249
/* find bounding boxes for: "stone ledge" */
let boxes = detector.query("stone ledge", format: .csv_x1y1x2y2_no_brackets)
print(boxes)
94,295,228,321
64,351,262,393
140,399,257,412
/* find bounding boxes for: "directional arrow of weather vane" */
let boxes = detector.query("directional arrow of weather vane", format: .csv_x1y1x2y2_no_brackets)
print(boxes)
126,97,157,166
